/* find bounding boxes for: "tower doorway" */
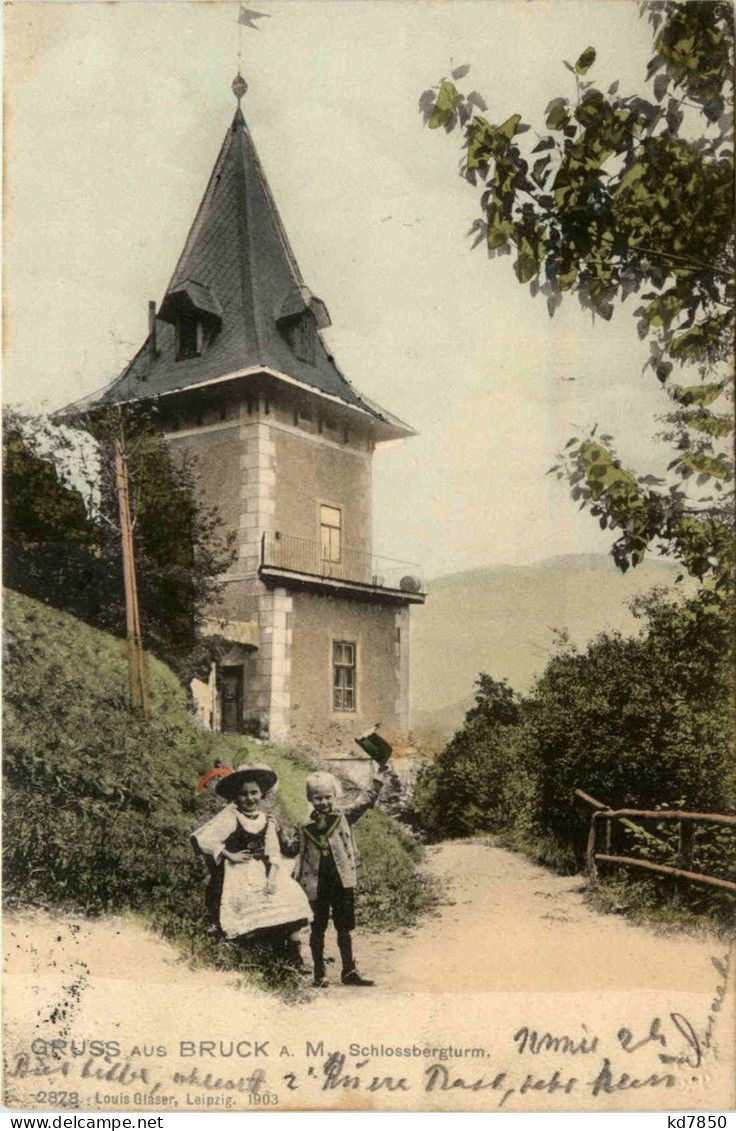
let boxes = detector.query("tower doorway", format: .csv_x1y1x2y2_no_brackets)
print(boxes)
218,665,244,733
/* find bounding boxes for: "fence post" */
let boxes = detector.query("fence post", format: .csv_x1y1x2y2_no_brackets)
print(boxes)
676,820,695,900
586,812,599,884
677,820,694,869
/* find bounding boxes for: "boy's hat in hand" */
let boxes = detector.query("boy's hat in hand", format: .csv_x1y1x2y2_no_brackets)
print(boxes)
354,728,393,767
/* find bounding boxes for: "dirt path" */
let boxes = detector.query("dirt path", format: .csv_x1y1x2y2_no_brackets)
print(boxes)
4,839,734,1113
350,840,727,994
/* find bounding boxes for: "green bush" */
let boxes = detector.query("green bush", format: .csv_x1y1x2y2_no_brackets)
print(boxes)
3,590,430,989
528,589,735,864
590,871,736,939
355,808,432,928
411,675,525,839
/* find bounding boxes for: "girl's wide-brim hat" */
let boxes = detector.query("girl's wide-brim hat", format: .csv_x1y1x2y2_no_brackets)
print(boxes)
215,762,278,800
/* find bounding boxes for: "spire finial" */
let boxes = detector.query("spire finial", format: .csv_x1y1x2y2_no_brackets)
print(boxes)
232,71,248,107
232,7,269,106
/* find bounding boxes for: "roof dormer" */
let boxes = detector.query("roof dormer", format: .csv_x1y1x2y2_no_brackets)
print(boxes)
275,283,331,330
158,280,223,361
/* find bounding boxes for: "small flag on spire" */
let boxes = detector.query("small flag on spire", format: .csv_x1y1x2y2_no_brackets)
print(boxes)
237,7,270,29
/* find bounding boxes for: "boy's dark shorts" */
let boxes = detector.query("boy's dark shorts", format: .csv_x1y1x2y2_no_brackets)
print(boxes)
310,872,356,933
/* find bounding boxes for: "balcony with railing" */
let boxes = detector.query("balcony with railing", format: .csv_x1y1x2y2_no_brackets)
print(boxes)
260,532,426,601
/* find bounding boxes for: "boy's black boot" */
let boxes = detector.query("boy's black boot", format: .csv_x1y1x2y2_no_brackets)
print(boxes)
338,930,374,986
341,970,375,987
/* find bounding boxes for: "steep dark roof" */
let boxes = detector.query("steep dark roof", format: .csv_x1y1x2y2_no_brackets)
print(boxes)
71,108,412,439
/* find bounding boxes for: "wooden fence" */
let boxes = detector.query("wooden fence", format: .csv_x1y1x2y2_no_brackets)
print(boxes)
574,789,736,895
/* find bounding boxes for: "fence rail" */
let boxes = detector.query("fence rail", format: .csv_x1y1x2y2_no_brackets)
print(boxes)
574,788,736,895
261,531,425,593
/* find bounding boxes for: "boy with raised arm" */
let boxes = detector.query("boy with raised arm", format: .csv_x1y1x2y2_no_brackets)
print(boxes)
292,765,385,987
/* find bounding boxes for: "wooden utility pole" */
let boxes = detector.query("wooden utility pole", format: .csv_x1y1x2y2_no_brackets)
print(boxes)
114,432,150,719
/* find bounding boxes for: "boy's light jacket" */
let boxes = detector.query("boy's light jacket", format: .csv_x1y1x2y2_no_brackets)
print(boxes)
291,776,384,901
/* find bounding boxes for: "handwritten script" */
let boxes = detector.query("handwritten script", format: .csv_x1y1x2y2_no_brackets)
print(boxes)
5,955,730,1111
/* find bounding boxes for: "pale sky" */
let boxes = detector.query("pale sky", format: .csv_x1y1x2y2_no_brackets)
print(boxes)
4,0,684,578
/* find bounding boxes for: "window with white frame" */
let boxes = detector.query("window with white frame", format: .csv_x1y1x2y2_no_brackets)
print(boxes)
320,505,342,563
333,641,356,712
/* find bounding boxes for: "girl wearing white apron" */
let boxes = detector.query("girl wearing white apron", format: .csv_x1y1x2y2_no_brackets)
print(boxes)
191,763,311,959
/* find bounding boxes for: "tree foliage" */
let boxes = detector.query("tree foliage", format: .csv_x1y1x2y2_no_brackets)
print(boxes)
89,407,237,679
527,587,735,856
412,589,735,892
411,674,526,837
3,408,102,619
2,407,236,682
420,1,734,585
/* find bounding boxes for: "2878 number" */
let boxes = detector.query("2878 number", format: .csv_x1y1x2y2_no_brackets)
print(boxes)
32,1092,80,1108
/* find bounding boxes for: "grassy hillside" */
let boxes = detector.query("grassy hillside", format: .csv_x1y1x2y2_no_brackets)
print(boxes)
3,590,428,990
411,553,691,738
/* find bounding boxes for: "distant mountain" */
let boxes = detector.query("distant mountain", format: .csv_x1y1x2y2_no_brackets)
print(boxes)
411,696,475,748
410,553,690,741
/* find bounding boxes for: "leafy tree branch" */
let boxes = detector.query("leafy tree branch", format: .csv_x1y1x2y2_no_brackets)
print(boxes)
419,0,734,584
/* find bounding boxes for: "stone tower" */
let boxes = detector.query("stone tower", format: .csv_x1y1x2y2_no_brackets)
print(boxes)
69,82,425,750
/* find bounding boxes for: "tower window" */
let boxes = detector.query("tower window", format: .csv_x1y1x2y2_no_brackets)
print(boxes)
333,641,356,712
295,318,315,364
320,505,341,563
284,314,315,366
176,315,210,360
